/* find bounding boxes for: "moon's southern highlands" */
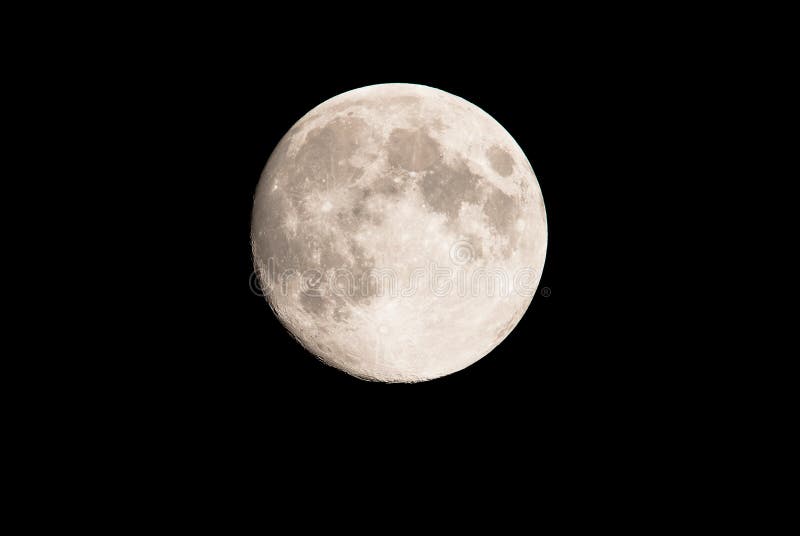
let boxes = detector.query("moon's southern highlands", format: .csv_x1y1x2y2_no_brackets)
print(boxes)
252,83,547,382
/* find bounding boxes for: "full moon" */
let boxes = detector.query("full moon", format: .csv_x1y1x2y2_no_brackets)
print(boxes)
251,83,547,382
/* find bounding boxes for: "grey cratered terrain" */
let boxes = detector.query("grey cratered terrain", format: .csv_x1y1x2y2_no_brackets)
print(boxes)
252,83,547,382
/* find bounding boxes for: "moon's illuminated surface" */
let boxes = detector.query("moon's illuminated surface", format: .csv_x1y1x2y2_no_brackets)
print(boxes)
252,83,547,382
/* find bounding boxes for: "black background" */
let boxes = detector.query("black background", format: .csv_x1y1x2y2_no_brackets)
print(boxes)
3,3,753,516
22,5,752,512
119,14,679,455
